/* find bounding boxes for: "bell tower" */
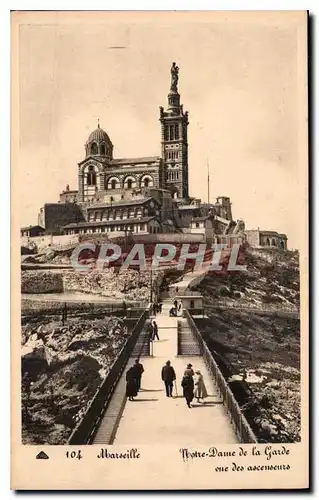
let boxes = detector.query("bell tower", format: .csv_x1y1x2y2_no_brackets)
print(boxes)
159,62,189,199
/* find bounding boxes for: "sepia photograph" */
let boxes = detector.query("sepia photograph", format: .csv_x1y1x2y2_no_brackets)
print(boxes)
11,10,309,490
18,12,304,448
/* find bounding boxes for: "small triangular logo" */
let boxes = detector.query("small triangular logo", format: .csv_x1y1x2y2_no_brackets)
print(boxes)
36,451,49,460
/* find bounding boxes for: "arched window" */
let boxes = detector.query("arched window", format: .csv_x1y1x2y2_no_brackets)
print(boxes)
164,126,169,141
175,124,179,140
100,144,106,155
140,175,153,188
272,238,276,247
280,241,285,249
87,166,96,186
123,176,136,189
190,300,195,309
90,142,98,155
107,177,120,190
266,238,270,246
169,125,174,141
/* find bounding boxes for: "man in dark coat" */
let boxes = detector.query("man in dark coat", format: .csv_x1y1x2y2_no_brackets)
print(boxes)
133,358,144,392
152,320,159,340
126,366,138,401
181,373,194,408
148,322,154,341
161,360,176,397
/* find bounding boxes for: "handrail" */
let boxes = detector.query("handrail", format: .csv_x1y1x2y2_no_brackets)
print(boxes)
177,321,181,355
184,309,257,444
68,309,148,445
134,316,151,358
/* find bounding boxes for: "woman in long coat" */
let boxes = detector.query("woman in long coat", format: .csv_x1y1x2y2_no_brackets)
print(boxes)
194,370,208,402
181,373,194,408
126,366,138,401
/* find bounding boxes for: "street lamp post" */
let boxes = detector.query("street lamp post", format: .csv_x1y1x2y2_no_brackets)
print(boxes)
124,228,128,255
150,263,153,304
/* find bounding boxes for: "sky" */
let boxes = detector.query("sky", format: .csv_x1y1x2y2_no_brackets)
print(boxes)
17,12,307,249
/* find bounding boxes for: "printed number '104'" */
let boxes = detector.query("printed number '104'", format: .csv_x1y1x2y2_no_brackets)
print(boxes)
66,450,82,460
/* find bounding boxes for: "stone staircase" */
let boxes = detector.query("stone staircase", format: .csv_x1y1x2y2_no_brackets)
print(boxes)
177,318,202,356
132,323,151,357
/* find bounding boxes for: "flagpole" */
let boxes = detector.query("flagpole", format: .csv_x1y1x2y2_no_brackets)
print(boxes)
207,158,210,204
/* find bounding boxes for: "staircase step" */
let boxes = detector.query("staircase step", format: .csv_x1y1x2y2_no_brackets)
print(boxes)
177,318,202,355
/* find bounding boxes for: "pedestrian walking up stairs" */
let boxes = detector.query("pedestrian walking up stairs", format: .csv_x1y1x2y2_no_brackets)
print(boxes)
177,317,201,355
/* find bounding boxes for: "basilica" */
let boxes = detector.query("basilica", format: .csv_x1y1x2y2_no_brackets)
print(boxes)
21,63,287,250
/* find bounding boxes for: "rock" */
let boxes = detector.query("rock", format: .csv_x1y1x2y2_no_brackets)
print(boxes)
260,419,278,436
21,246,36,256
228,374,243,382
22,314,132,445
266,380,281,389
22,346,49,378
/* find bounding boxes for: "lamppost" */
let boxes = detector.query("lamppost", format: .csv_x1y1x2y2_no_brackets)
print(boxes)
150,262,153,304
124,228,128,255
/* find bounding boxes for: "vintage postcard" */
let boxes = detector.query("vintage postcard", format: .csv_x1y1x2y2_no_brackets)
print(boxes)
11,11,309,490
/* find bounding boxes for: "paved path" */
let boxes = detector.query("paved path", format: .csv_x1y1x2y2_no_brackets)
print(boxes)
168,262,210,295
112,301,238,445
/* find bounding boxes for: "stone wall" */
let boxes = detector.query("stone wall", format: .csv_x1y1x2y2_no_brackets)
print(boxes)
245,230,260,247
120,233,205,243
245,230,287,250
259,232,287,250
21,234,79,251
21,232,205,251
21,271,64,294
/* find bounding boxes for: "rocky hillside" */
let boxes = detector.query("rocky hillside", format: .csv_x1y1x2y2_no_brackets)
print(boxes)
21,317,130,445
196,247,299,309
193,248,300,442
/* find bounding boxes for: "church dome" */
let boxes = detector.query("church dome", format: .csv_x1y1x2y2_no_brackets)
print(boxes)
85,123,113,159
87,124,112,145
